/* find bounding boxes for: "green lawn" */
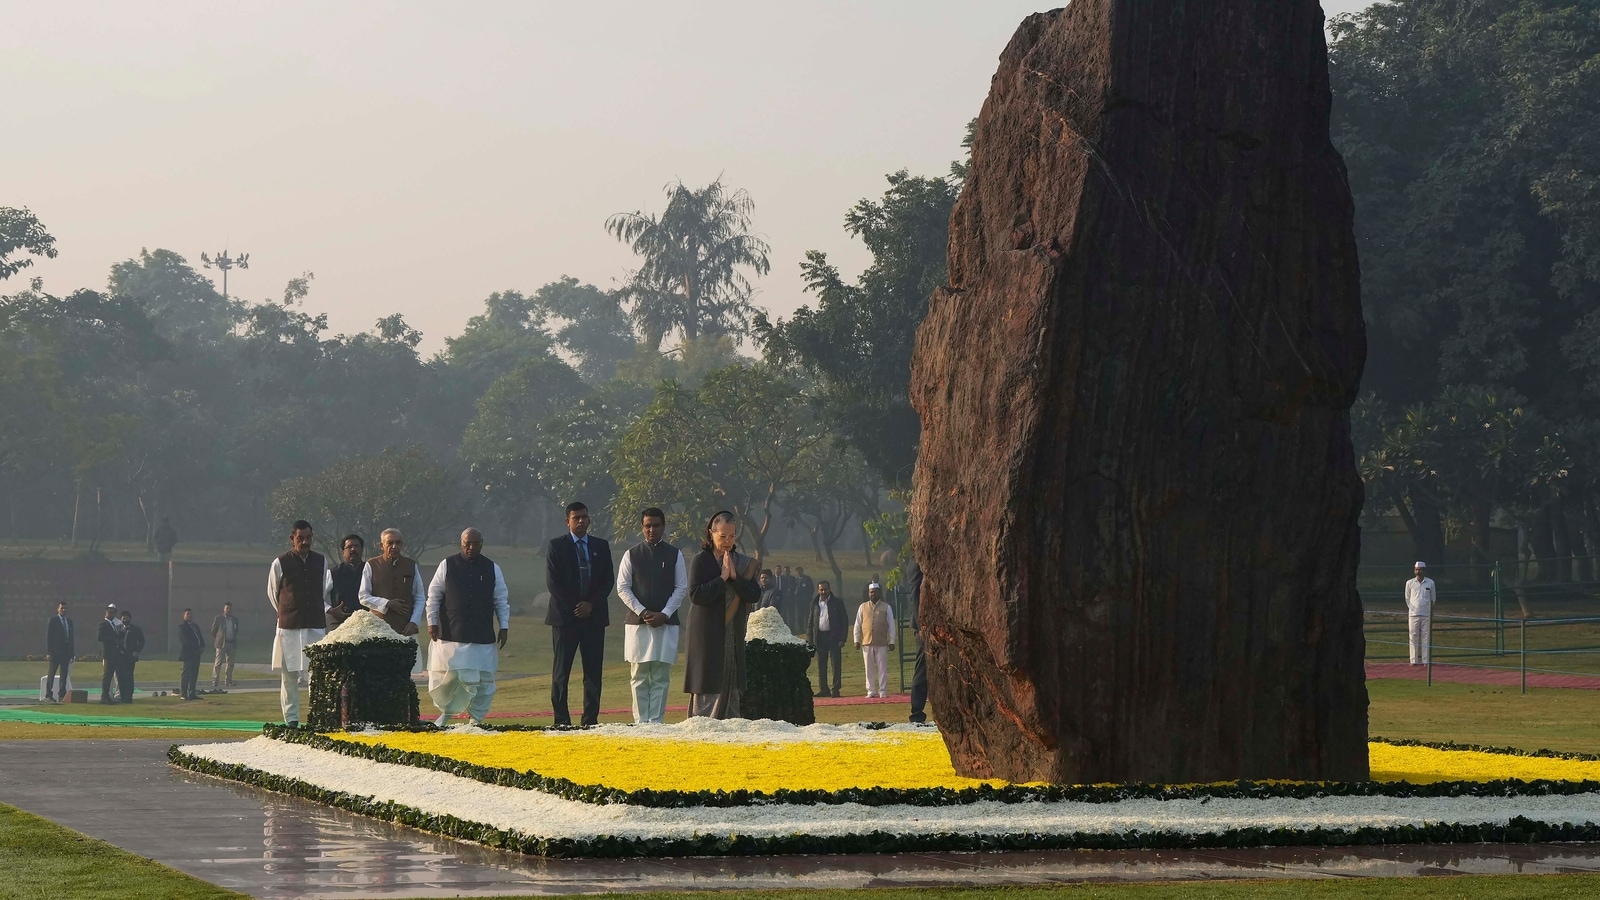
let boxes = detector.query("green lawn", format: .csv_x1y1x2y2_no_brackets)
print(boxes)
0,802,244,899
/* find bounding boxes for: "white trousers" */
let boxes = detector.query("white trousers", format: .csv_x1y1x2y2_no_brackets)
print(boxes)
279,670,302,725
1409,613,1431,665
862,645,890,697
429,668,496,723
629,661,672,724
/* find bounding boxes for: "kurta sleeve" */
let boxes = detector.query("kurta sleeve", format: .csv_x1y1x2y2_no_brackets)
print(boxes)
494,563,511,629
663,553,688,618
267,559,283,612
426,560,447,627
616,550,643,615
359,562,388,613
852,604,865,644
409,563,426,626
323,567,335,610
886,603,897,647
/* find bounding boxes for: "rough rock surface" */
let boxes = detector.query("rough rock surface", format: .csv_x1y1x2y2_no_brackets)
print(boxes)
909,0,1368,784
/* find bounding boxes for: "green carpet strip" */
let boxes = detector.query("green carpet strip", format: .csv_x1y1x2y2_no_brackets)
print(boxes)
0,709,263,730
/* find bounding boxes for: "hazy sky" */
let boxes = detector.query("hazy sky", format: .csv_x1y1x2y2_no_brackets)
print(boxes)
5,1,1373,352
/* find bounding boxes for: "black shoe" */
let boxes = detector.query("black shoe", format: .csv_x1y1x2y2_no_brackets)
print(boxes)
909,712,927,724
814,690,830,698
831,690,841,698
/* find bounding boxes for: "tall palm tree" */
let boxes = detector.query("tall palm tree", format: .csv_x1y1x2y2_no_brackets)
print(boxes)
607,178,771,350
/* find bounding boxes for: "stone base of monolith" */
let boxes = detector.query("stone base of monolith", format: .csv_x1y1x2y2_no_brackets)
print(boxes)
909,0,1369,784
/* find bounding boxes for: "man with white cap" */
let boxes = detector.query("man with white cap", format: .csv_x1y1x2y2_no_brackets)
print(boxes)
853,582,896,699
1405,561,1437,665
426,527,510,726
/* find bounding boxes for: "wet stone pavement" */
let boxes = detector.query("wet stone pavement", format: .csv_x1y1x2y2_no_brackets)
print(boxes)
3,740,1600,898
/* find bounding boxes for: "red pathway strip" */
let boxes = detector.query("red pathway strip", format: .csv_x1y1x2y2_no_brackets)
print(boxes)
476,693,913,721
1366,661,1600,690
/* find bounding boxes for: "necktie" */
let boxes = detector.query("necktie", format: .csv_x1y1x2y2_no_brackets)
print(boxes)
577,538,591,595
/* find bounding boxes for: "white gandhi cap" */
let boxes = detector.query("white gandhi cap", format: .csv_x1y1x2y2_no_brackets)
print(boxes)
1414,561,1427,568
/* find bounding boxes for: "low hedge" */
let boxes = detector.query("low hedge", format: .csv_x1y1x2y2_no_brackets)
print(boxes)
255,726,1600,809
167,744,1600,859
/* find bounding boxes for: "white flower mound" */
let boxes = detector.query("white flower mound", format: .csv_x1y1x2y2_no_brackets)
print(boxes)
314,610,406,645
745,606,803,645
584,718,933,744
180,737,1600,844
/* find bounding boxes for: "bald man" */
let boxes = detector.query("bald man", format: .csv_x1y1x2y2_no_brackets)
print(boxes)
426,528,510,726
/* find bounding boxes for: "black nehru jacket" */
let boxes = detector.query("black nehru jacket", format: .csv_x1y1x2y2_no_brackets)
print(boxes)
276,551,328,630
623,542,681,626
329,562,363,616
440,553,499,645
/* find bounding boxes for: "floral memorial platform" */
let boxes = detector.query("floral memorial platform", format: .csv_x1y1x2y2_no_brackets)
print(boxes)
170,720,1600,859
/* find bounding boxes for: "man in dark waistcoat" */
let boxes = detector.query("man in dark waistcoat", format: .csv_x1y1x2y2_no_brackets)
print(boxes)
425,527,510,726
267,519,332,726
545,501,614,727
616,507,687,723
325,533,366,630
360,528,424,675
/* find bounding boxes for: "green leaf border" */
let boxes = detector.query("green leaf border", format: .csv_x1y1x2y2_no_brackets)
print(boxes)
245,724,1600,809
166,744,1600,859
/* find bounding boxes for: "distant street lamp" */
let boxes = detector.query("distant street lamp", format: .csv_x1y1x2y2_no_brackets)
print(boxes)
200,249,249,300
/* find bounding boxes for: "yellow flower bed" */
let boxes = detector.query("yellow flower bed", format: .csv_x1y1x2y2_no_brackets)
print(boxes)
334,729,1002,793
329,731,1600,792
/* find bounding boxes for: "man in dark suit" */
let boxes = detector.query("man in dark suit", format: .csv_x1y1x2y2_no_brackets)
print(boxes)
545,501,614,726
45,602,74,702
117,611,145,703
178,608,206,701
97,604,122,704
807,580,848,698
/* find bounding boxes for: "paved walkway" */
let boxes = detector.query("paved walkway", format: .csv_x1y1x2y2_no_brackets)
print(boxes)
1366,661,1600,689
5,740,1600,897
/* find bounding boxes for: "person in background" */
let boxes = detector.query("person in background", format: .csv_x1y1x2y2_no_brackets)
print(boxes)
758,569,783,612
211,602,240,691
97,604,122,705
45,602,74,703
154,517,178,564
267,519,333,727
426,527,511,727
683,510,761,719
807,580,847,699
906,558,928,723
325,533,366,629
853,582,896,699
117,611,145,703
793,566,815,612
545,501,614,727
177,608,205,701
617,508,687,724
1406,561,1437,666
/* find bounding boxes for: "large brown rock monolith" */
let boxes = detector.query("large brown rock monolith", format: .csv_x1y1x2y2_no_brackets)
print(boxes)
909,0,1369,784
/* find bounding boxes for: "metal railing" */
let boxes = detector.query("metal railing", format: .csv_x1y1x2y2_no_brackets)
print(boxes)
1365,608,1600,693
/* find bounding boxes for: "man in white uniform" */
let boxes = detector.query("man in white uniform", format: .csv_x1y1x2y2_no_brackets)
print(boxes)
1405,561,1436,665
360,528,426,672
266,519,333,726
616,507,688,723
853,582,896,698
426,527,510,726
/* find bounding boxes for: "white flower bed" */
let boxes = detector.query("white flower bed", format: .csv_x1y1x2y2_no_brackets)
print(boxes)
745,606,804,644
314,610,407,644
179,736,1600,845
584,718,929,744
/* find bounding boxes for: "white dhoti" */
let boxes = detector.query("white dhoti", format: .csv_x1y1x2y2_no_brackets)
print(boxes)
862,644,889,697
428,639,499,723
624,622,678,724
1409,612,1431,665
271,627,324,725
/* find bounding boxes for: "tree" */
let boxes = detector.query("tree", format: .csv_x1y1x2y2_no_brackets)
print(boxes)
267,445,466,559
108,248,238,344
607,178,771,350
459,355,588,545
782,434,880,592
0,207,57,281
525,277,638,384
759,170,959,489
610,364,825,558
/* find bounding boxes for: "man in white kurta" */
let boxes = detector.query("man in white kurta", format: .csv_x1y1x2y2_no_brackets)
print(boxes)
853,583,896,699
616,508,688,723
1405,561,1437,665
426,528,510,726
359,528,427,673
267,520,334,726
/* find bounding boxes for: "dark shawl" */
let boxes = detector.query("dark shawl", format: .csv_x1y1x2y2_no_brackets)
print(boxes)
682,548,759,695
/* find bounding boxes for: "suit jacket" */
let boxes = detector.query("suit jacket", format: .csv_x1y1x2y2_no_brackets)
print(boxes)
178,622,205,662
545,533,614,628
211,614,239,649
120,625,145,661
97,618,122,661
807,594,849,647
47,615,75,659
